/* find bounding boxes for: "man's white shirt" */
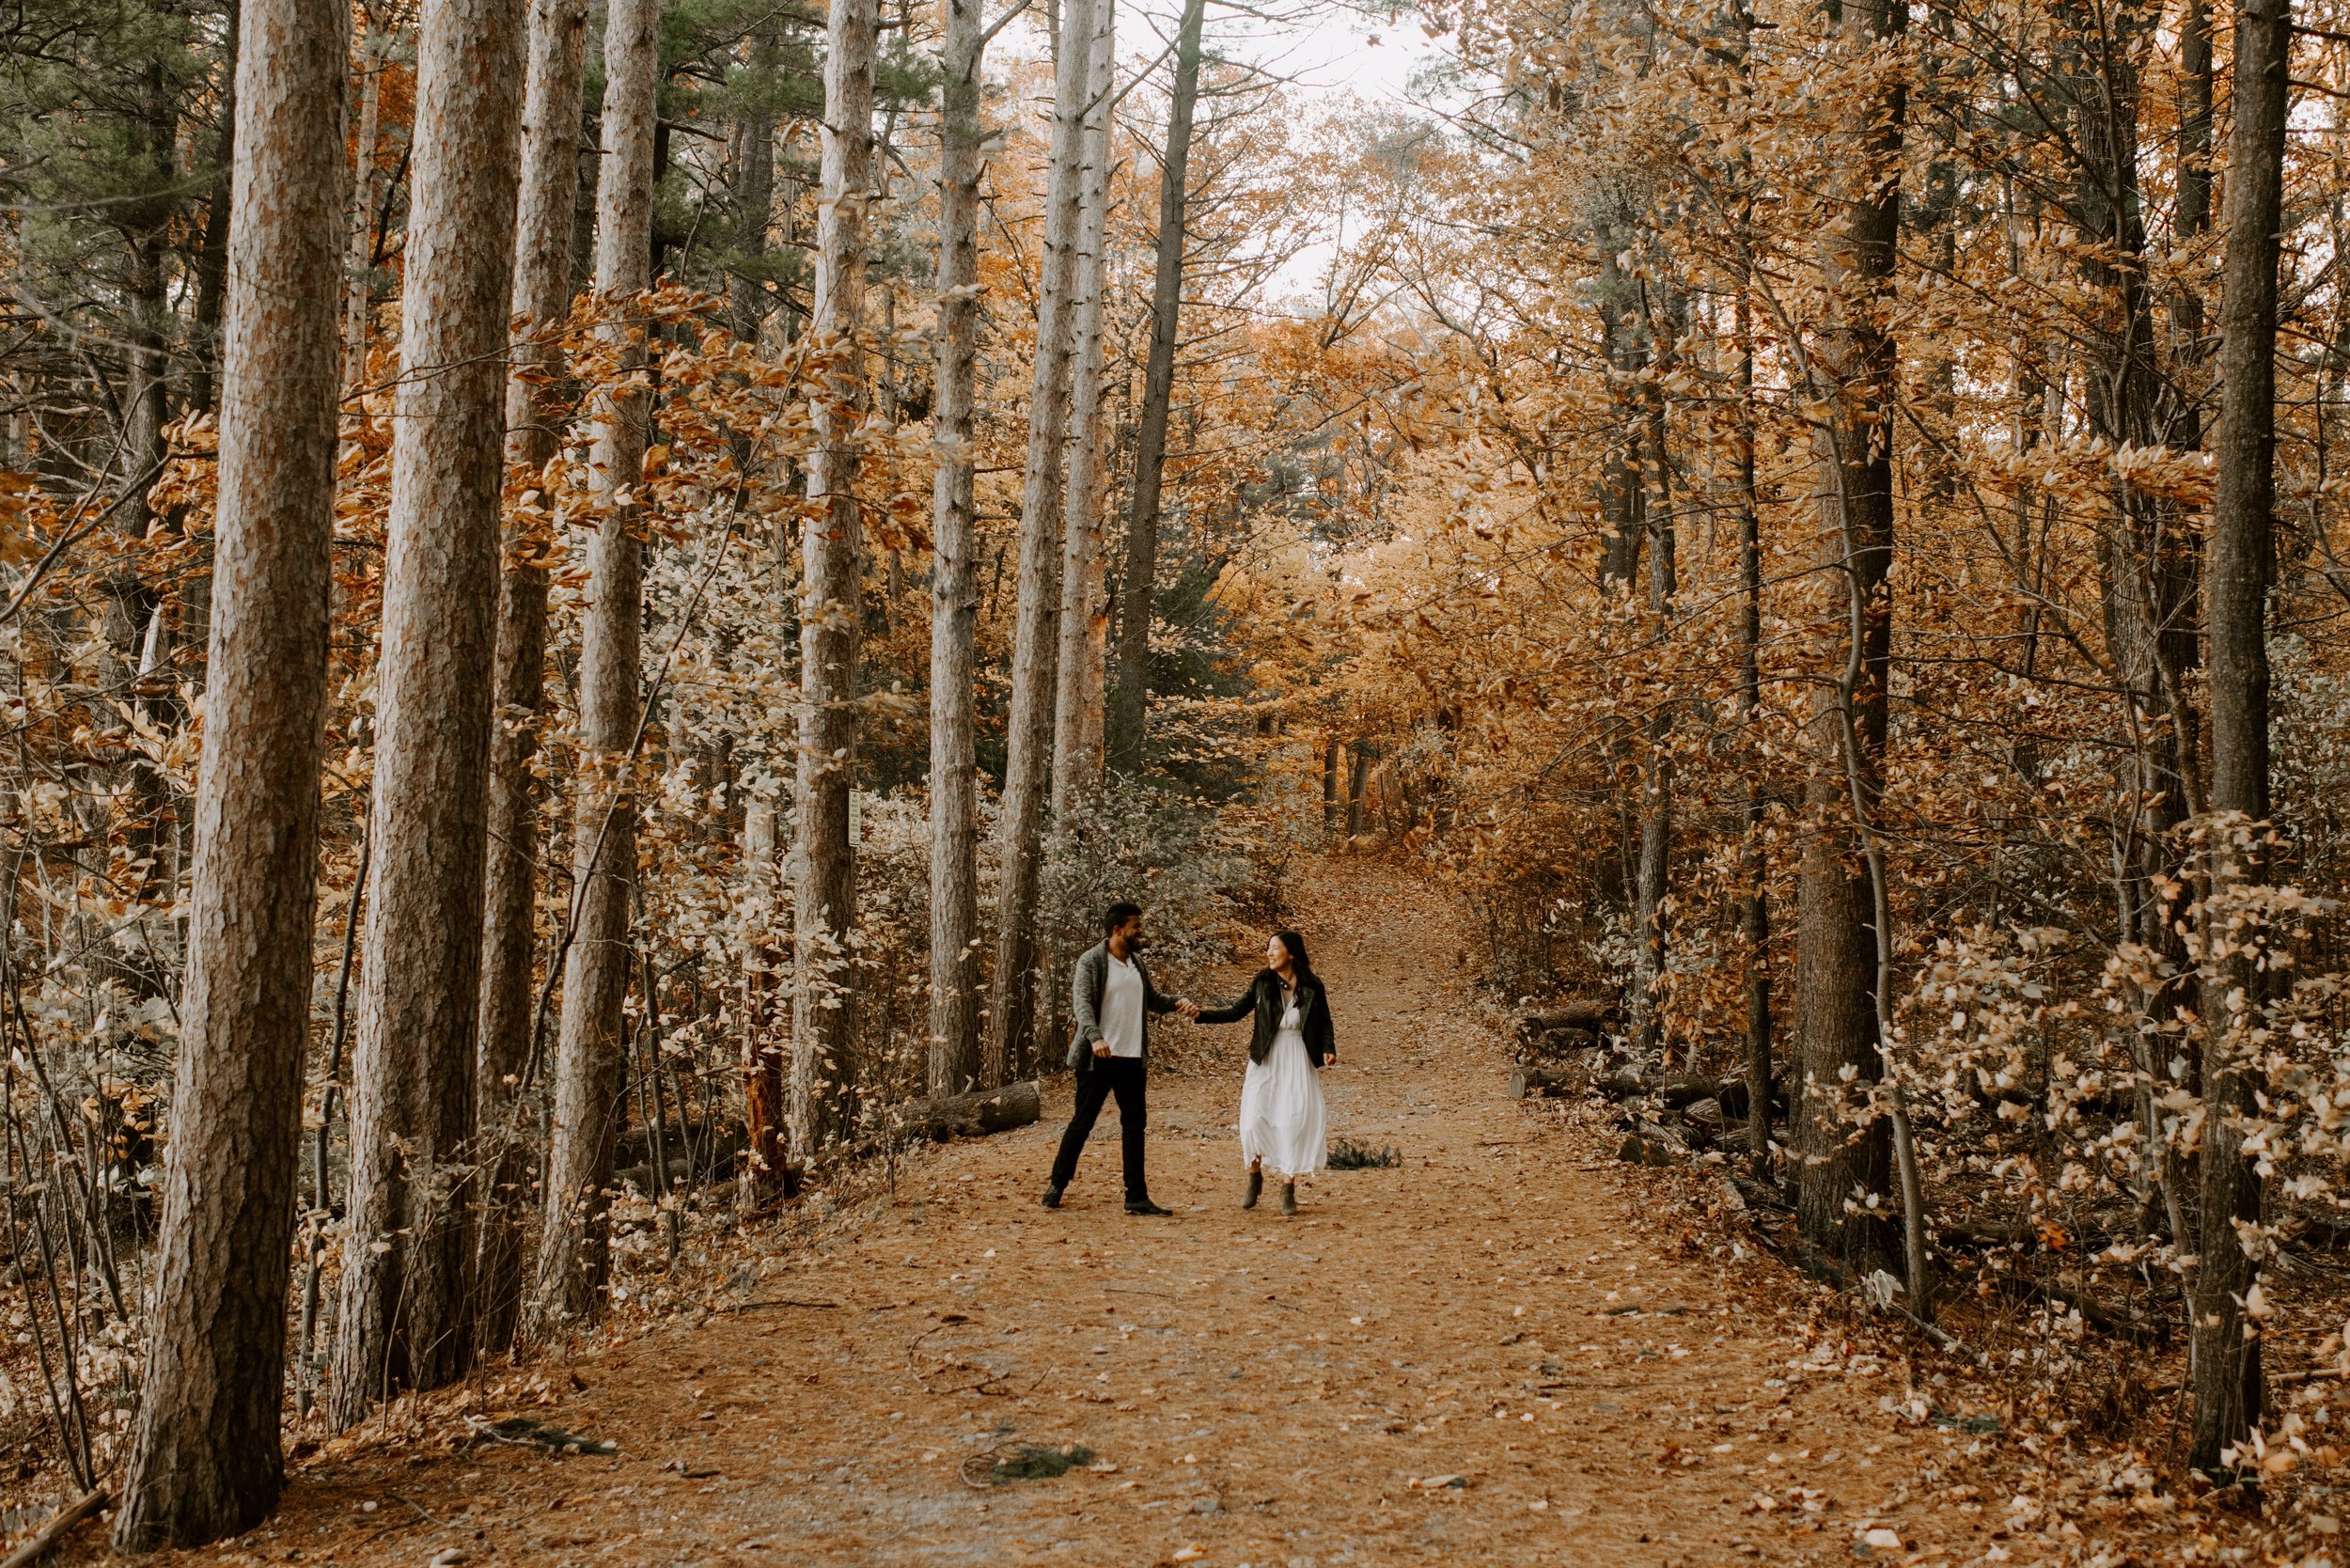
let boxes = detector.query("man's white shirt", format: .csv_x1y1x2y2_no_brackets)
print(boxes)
1101,949,1146,1058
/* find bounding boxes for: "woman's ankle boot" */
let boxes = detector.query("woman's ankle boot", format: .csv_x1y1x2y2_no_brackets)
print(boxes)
1244,1169,1262,1210
1280,1181,1298,1217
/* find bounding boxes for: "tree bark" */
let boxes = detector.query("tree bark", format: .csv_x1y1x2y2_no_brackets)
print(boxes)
330,0,526,1424
791,0,876,1154
985,0,1100,1083
530,0,660,1337
1736,224,1773,1180
729,23,779,347
891,1080,1043,1140
110,0,344,1544
1794,0,1903,1278
928,0,986,1097
188,8,238,417
1051,0,1118,820
740,801,788,1194
475,0,589,1361
342,6,387,387
1346,742,1370,839
1629,388,1675,1058
2191,0,2289,1474
1106,0,1205,774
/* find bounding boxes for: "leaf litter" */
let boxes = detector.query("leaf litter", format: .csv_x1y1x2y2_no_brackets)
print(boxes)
55,864,2308,1567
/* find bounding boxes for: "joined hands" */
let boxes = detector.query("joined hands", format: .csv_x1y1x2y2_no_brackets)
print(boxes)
1176,998,1200,1021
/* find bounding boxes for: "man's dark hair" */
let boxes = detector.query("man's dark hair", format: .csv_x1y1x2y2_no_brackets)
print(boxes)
1102,901,1143,934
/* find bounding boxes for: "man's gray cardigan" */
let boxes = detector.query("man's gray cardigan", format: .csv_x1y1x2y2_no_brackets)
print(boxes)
1067,939,1181,1070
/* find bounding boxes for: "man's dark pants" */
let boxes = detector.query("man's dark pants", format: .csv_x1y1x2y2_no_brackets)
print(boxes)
1048,1055,1148,1201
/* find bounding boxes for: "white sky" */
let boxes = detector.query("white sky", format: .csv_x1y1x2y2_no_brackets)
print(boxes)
993,0,1455,302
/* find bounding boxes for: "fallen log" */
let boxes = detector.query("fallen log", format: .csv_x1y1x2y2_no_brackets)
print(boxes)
891,1080,1042,1142
1517,998,1618,1037
1510,1064,1585,1100
1,1489,106,1568
1594,1071,1724,1109
1617,1119,1689,1167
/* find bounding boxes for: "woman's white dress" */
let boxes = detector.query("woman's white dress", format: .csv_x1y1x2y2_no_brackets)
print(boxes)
1239,1000,1327,1178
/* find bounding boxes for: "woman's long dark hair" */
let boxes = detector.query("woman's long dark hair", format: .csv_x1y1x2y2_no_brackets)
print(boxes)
1274,930,1313,985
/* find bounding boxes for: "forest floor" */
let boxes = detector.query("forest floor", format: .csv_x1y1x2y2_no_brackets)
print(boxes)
58,863,2281,1566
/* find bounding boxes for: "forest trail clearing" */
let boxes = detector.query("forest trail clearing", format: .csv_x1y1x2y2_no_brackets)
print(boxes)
107,868,2050,1566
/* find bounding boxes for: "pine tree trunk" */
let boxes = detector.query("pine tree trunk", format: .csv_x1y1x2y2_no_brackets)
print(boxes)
330,0,526,1424
1794,0,1903,1278
729,24,778,347
110,0,345,1545
476,0,589,1361
188,8,238,417
1106,0,1205,774
985,0,1099,1084
928,0,986,1098
1051,0,1117,821
2191,0,2289,1475
791,0,876,1155
342,7,387,386
530,0,659,1336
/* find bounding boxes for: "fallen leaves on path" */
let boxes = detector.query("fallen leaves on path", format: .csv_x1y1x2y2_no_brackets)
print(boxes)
62,864,2301,1567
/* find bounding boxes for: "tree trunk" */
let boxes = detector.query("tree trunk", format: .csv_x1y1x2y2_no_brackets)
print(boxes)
342,6,387,386
1322,733,1340,829
188,8,238,417
1106,0,1205,774
1736,229,1773,1180
928,0,986,1098
2191,0,2289,1474
985,0,1100,1084
475,0,589,1361
740,800,788,1195
729,23,778,347
110,0,344,1545
330,0,526,1424
1051,0,1118,821
1794,0,1903,1278
791,0,876,1155
530,0,659,1337
1630,393,1675,1058
1346,743,1370,839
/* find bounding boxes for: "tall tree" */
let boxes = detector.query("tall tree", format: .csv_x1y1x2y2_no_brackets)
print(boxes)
477,0,591,1360
928,0,988,1097
1794,0,1904,1278
729,21,780,347
2191,0,2292,1474
1051,0,1118,818
532,0,661,1335
1106,0,1205,774
109,0,344,1544
329,0,527,1423
1629,358,1675,1058
342,5,389,384
791,0,877,1153
985,0,1101,1082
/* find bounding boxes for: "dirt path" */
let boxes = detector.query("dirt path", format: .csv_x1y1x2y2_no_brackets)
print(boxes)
114,867,2055,1567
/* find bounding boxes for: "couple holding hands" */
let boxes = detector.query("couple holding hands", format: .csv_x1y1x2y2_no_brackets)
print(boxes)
1040,901,1339,1219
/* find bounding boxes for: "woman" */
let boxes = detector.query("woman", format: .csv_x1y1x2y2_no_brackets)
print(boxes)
1196,930,1337,1216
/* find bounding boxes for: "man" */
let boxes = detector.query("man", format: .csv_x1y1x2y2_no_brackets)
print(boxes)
1042,901,1197,1215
